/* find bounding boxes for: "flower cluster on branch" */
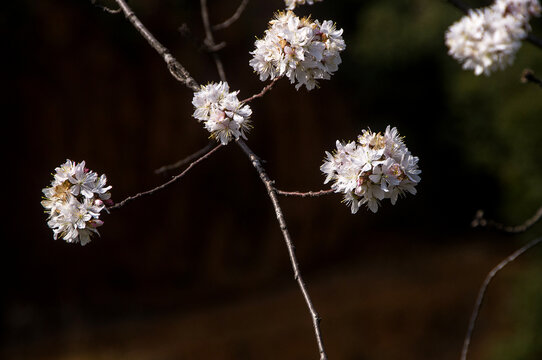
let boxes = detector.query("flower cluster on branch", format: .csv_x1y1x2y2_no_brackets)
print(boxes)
41,160,112,245
192,81,252,145
446,0,541,75
321,126,421,213
249,11,345,90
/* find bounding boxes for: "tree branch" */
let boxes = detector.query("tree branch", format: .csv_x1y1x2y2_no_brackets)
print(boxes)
241,76,282,103
237,139,328,360
212,0,250,31
472,206,542,233
276,189,334,198
154,141,215,175
200,0,227,82
460,236,542,360
90,0,121,14
112,0,200,91
108,144,222,210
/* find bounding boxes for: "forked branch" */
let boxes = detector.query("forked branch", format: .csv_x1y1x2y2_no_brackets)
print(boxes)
237,139,328,360
155,141,216,175
472,207,542,233
213,0,250,31
113,0,200,90
108,144,222,210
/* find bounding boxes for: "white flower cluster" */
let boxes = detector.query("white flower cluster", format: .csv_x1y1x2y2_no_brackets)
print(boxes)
445,0,541,76
42,160,112,245
249,11,346,90
321,126,421,214
284,0,322,11
192,82,252,145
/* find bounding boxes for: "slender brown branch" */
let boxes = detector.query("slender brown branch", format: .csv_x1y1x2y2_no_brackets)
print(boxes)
237,139,328,360
200,0,227,82
472,207,542,233
446,0,542,49
460,236,542,360
112,0,200,91
212,0,250,31
155,141,215,175
276,189,335,198
108,144,222,210
241,76,282,103
91,0,121,14
521,68,542,88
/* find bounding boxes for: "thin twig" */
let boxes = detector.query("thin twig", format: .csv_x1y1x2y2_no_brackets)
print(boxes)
472,207,542,233
237,139,328,360
446,0,542,49
155,141,215,175
212,0,250,31
276,189,334,198
112,0,200,91
241,77,282,103
460,236,542,360
521,68,542,88
108,144,222,210
91,0,121,14
200,0,227,82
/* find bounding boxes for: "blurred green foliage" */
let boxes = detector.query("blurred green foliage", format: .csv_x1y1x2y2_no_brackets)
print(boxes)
350,0,542,358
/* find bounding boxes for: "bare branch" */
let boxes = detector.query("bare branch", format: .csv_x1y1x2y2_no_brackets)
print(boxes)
112,0,200,91
472,207,542,233
91,0,121,14
212,0,250,31
460,236,542,360
241,77,282,103
521,68,542,88
108,144,222,210
155,141,216,175
446,0,542,49
237,139,328,360
276,189,334,198
200,0,227,82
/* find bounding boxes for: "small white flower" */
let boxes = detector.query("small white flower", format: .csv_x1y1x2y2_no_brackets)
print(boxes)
42,159,112,245
249,11,345,90
284,0,322,10
192,82,252,145
321,126,421,213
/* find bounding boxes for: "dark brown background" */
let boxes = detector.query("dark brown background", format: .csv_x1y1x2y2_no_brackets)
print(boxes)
3,0,542,359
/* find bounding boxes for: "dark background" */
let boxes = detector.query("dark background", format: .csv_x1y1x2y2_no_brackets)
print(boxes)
3,0,542,359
